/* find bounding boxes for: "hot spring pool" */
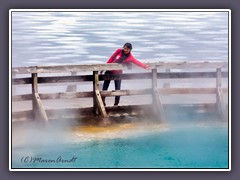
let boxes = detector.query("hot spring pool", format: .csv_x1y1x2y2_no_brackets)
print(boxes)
11,120,229,170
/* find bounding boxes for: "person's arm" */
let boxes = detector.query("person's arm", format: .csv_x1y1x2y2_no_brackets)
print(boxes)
107,48,122,63
125,54,149,69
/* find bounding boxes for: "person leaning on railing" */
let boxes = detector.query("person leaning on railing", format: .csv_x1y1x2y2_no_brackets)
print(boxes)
100,42,150,106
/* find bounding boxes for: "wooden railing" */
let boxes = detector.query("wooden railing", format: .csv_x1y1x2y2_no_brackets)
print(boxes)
11,61,228,123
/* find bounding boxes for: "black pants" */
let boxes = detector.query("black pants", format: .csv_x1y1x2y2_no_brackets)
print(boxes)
102,71,122,105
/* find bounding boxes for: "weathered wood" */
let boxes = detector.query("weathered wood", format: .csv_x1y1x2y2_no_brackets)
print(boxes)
31,73,48,122
163,68,171,88
40,92,93,99
216,87,227,120
151,61,228,69
12,61,228,75
159,88,217,94
32,73,38,93
152,69,165,121
216,68,227,120
66,72,77,92
11,61,229,123
152,69,158,108
216,68,222,88
12,87,224,102
12,110,33,122
93,71,99,115
93,71,108,118
100,89,152,97
33,93,48,122
95,89,108,118
12,71,228,85
12,63,125,75
153,88,165,121
32,73,38,118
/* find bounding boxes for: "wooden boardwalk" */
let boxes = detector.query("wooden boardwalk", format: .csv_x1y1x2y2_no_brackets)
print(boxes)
11,61,228,124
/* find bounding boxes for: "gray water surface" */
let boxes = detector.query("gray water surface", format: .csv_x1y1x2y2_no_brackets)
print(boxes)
11,11,229,67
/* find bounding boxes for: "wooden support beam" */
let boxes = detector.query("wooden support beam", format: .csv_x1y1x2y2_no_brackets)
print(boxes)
31,73,48,122
95,89,108,118
163,68,171,88
93,71,108,118
66,72,77,92
33,93,49,122
32,73,38,119
93,71,99,115
216,68,227,120
216,88,227,120
152,69,165,121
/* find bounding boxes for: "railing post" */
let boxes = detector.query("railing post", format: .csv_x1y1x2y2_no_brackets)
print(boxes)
216,68,227,120
163,68,171,88
32,73,48,122
66,71,77,92
32,73,38,117
151,68,165,121
93,71,99,115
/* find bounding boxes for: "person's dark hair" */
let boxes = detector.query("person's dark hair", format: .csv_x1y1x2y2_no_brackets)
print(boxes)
123,42,132,49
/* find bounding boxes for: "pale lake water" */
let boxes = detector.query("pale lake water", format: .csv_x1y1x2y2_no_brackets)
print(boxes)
11,10,229,67
11,10,229,169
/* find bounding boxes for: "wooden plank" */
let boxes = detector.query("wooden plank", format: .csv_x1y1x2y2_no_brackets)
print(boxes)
12,92,93,101
216,87,227,120
12,63,125,75
95,89,108,118
66,72,77,92
153,88,165,121
163,68,171,88
93,71,108,120
12,61,228,75
152,69,165,121
12,77,32,85
12,94,32,101
216,68,227,120
32,73,38,119
31,73,48,122
100,89,152,97
159,88,217,94
152,69,158,110
151,61,228,69
38,75,93,83
216,68,222,88
12,87,223,102
12,71,228,85
32,73,38,93
99,73,152,81
93,71,99,115
33,93,49,122
12,110,33,122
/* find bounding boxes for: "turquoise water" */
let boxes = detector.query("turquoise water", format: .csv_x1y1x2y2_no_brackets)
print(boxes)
12,122,228,169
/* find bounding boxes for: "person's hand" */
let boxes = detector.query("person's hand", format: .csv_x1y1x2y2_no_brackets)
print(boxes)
145,65,151,70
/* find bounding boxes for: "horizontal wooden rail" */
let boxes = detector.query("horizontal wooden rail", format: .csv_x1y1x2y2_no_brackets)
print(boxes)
12,72,228,85
12,88,228,102
12,61,228,75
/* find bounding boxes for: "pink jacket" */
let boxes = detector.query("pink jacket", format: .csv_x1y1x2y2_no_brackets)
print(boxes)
107,48,148,74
